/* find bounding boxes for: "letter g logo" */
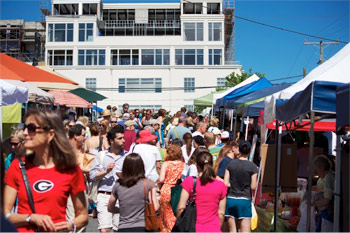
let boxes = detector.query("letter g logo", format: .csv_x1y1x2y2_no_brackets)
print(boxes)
33,180,54,193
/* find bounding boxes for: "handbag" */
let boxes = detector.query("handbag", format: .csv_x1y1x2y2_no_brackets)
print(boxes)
144,179,160,232
17,158,38,231
172,177,197,232
251,202,258,230
170,167,191,215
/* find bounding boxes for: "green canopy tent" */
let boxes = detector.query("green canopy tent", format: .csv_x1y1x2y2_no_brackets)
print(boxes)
194,90,226,107
69,88,107,102
69,88,107,120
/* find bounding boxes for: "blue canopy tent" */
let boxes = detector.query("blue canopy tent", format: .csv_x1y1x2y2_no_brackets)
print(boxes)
225,82,291,109
216,78,272,107
336,83,350,129
275,80,344,231
93,105,103,113
241,101,264,117
336,83,350,232
276,81,342,122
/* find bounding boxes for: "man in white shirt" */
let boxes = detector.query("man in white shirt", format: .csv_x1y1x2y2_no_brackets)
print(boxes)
128,130,161,182
192,122,208,138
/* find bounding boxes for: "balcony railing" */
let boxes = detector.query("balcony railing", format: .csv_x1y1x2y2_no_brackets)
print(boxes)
102,20,180,29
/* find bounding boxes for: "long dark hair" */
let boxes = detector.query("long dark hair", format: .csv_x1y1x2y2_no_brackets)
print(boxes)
24,108,77,171
118,153,145,188
182,133,192,157
196,151,215,185
188,147,208,165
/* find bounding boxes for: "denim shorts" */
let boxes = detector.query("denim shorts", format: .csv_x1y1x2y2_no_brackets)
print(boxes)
225,197,252,219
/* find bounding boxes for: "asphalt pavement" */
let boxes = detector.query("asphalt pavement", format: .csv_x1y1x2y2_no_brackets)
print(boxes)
86,216,98,232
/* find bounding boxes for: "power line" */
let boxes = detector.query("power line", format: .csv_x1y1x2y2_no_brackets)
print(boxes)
234,15,347,44
268,74,303,82
183,0,348,44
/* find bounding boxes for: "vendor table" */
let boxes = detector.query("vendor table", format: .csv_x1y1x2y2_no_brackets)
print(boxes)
254,206,296,232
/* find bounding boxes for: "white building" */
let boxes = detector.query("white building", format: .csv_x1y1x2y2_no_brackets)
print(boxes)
45,0,241,113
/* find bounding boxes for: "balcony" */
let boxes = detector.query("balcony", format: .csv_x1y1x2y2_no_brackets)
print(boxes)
98,20,181,36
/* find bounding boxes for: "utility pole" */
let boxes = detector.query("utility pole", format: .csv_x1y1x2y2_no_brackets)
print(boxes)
304,40,339,64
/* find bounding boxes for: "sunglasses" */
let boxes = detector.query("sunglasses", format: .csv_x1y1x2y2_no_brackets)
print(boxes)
23,123,47,134
10,142,21,146
111,121,118,123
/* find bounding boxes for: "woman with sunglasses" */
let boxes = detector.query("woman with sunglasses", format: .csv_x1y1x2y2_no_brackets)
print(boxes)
3,108,88,232
4,129,25,173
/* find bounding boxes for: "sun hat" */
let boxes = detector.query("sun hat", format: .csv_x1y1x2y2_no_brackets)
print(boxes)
124,120,134,127
150,119,161,125
136,130,157,143
101,109,112,117
212,128,221,135
221,131,230,139
122,113,130,120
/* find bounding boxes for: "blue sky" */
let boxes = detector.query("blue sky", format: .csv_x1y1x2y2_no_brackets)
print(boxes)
1,0,349,83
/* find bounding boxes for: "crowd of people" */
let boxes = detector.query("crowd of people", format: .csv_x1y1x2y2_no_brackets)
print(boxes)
1,103,336,232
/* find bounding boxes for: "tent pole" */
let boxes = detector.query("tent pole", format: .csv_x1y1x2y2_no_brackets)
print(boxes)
230,109,234,132
306,111,315,232
211,104,214,118
0,106,3,142
233,112,238,141
245,116,249,140
274,122,282,232
334,134,341,231
222,108,225,129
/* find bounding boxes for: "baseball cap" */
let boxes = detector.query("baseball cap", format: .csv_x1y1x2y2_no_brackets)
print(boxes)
221,131,230,139
124,120,134,127
212,128,221,135
239,140,252,151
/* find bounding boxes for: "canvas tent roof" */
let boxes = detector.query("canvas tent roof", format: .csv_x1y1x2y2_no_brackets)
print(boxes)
0,79,28,106
4,80,54,105
275,81,342,122
225,83,291,109
216,78,272,107
212,74,260,105
0,53,77,84
265,43,350,124
194,91,224,107
69,88,107,102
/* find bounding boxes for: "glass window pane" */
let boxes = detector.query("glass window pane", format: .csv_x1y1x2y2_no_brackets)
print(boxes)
141,49,154,65
197,49,203,65
197,23,203,41
184,23,195,41
163,49,170,65
119,49,131,65
175,49,182,65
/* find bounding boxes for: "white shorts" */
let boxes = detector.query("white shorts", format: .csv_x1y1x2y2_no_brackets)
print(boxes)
96,193,119,230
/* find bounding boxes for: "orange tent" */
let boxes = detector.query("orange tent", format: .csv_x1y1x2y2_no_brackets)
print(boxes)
0,53,77,84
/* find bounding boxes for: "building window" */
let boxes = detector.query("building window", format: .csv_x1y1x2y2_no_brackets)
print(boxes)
48,23,73,42
207,3,220,14
175,49,203,65
184,105,194,112
47,50,73,66
141,49,170,65
184,23,203,41
183,3,202,14
184,78,195,93
209,23,222,41
79,23,93,42
217,77,226,87
78,49,105,66
86,78,96,91
209,49,222,65
118,78,162,93
53,4,78,15
83,4,97,15
111,49,139,65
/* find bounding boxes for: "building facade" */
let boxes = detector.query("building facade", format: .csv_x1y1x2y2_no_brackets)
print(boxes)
45,0,241,113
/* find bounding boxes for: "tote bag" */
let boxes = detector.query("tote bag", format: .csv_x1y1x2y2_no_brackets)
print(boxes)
172,177,197,232
144,179,160,232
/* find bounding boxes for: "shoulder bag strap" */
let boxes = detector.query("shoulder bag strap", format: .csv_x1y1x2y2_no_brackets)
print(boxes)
143,178,147,203
174,127,180,139
192,176,197,200
98,135,103,152
148,179,153,204
17,158,36,213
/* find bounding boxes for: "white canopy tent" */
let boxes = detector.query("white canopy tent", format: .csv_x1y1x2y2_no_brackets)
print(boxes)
5,80,54,105
0,79,28,140
265,43,350,124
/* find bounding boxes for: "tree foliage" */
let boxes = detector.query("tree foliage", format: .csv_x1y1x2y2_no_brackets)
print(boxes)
216,68,265,91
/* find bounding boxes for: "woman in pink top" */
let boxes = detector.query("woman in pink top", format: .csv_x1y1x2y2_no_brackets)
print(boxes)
177,151,227,232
